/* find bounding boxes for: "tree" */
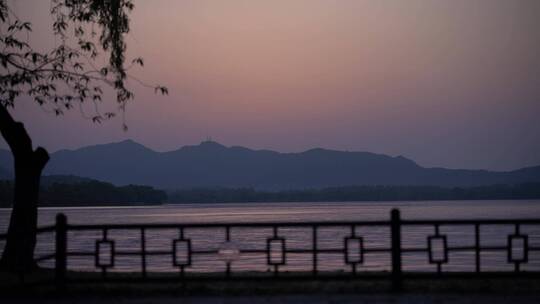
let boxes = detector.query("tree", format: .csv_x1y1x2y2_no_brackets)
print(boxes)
0,0,167,272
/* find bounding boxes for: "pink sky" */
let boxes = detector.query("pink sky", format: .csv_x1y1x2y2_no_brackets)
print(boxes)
2,0,540,170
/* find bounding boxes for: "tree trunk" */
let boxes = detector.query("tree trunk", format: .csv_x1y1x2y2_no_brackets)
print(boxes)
0,105,49,273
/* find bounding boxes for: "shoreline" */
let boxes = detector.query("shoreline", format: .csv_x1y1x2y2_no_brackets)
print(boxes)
0,198,539,210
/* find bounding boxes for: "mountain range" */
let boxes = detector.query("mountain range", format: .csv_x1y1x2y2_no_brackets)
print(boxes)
1,140,540,190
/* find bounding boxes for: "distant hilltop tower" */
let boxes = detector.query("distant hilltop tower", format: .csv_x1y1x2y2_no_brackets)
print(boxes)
200,136,224,149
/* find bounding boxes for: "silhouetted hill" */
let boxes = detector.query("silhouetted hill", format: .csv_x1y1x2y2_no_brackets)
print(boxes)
40,175,95,187
0,171,94,186
0,175,166,207
1,140,540,190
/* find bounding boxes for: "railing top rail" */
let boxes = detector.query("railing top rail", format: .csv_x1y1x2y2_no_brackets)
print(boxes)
401,218,540,225
3,216,538,236
66,220,391,230
0,225,55,240
36,225,56,233
58,217,540,230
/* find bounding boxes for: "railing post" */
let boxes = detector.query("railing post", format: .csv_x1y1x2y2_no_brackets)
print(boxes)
55,213,67,291
391,209,402,292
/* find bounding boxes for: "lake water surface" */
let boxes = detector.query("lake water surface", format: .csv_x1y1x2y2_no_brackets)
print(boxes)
1,200,540,274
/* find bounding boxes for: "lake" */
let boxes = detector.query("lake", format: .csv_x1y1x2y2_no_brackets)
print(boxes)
1,200,540,274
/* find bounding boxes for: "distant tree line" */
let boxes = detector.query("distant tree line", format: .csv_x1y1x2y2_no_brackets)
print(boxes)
0,180,166,207
168,183,540,204
1,181,539,207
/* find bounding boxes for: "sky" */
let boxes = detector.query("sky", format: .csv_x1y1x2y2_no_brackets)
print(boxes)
2,0,540,171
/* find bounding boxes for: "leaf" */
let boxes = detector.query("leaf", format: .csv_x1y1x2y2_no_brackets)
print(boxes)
104,112,116,119
132,57,144,67
22,22,32,31
155,86,169,95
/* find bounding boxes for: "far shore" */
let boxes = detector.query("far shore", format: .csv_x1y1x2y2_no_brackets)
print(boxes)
1,197,540,210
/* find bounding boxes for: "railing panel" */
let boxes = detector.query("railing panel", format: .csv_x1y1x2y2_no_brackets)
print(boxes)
0,209,533,289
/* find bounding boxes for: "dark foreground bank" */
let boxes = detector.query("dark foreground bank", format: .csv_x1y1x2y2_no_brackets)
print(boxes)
1,293,539,304
1,270,539,297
